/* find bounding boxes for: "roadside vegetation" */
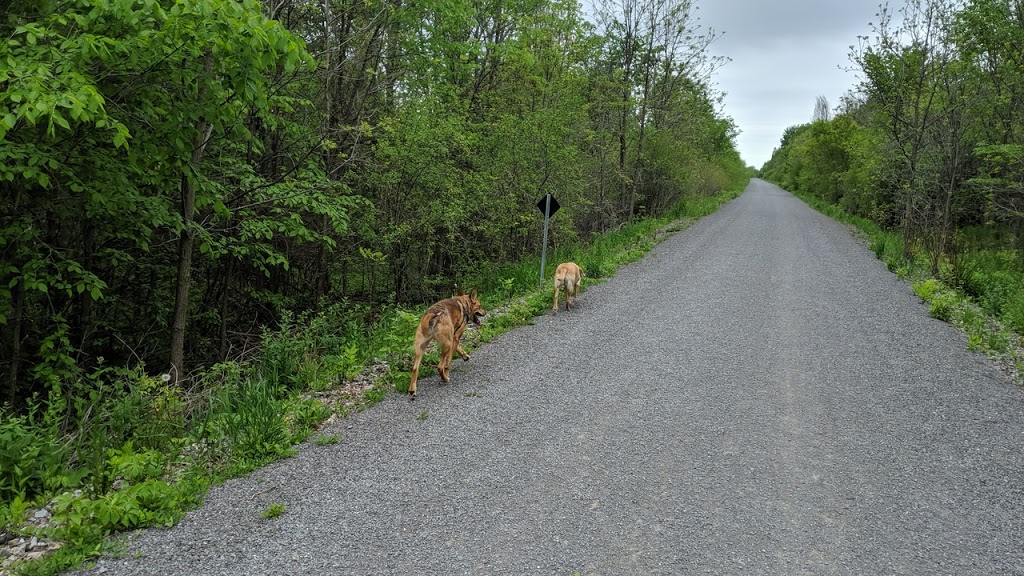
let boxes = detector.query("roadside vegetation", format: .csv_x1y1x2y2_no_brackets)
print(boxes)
0,0,752,570
760,0,1024,380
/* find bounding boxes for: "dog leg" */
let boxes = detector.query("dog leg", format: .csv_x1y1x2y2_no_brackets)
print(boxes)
456,337,470,361
410,352,422,398
552,279,561,314
409,334,431,398
438,342,454,383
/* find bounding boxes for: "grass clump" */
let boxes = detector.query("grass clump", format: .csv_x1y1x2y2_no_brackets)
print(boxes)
260,503,286,520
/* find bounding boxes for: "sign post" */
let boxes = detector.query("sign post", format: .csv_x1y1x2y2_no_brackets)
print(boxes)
536,193,560,285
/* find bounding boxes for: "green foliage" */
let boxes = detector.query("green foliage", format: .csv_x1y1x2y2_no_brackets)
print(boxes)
283,397,332,441
914,277,1014,352
51,479,180,537
1,495,30,532
206,377,292,467
0,0,352,404
918,281,958,321
913,278,944,302
0,412,65,501
260,503,286,519
947,249,1024,332
579,240,617,279
870,232,908,273
313,434,339,446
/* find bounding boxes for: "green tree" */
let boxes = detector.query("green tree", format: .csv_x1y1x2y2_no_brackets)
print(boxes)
0,0,354,399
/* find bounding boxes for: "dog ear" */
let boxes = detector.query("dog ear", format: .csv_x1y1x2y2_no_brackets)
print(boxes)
469,288,478,299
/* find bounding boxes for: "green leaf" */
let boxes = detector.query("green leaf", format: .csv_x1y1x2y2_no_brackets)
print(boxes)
53,111,71,131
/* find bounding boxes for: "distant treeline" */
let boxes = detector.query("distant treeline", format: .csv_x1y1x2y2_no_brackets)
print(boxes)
0,0,749,404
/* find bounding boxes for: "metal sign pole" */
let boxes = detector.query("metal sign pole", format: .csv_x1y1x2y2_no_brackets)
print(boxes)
540,192,551,285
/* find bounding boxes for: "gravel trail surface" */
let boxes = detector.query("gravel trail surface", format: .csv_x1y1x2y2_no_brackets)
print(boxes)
78,179,1024,575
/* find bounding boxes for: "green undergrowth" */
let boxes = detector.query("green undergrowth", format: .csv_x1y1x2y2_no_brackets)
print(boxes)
0,179,746,576
790,189,1024,374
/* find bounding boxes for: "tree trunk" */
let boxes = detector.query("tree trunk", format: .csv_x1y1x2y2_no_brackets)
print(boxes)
5,283,25,405
169,121,213,384
218,257,234,362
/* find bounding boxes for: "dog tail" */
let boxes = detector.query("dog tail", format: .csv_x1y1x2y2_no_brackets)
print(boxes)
427,309,444,331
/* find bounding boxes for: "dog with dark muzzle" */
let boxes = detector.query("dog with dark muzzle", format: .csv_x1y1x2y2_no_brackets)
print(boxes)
408,289,486,398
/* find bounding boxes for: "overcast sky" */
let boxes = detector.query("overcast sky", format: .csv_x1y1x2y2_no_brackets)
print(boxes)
695,0,892,168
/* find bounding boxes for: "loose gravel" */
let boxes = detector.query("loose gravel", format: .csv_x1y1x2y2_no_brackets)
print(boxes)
74,179,1024,575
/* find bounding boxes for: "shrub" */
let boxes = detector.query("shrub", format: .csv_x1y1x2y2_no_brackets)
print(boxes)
0,412,66,501
928,289,959,322
913,278,943,301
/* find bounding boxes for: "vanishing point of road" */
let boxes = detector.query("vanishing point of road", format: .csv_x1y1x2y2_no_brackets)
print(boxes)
81,179,1024,575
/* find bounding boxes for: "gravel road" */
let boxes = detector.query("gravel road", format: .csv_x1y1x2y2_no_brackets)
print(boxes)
79,179,1024,575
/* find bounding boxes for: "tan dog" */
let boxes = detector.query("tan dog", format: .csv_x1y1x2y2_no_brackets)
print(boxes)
409,289,486,398
552,262,583,313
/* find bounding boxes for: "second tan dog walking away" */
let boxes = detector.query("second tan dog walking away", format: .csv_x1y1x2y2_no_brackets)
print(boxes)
552,262,583,313
409,289,486,398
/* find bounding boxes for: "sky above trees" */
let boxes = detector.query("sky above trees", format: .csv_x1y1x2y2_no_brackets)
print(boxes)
697,0,895,168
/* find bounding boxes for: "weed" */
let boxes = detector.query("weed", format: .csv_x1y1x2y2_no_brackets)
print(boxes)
416,411,429,421
364,381,390,405
924,284,959,322
313,434,340,446
260,503,286,519
500,277,515,303
283,397,331,441
0,412,65,501
913,278,942,301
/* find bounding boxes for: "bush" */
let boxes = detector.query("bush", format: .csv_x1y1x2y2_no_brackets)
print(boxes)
1005,294,1024,333
928,290,959,322
0,412,66,501
913,278,943,301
